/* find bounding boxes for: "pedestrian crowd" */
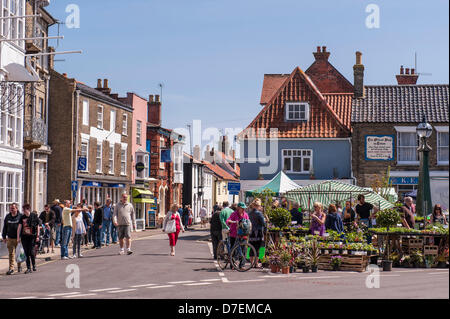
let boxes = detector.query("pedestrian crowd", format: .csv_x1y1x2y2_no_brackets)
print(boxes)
2,193,136,275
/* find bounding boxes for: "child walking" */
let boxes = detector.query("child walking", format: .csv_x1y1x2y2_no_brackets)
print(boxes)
72,209,86,258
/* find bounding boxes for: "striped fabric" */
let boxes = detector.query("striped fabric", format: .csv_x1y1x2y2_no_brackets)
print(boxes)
286,180,394,211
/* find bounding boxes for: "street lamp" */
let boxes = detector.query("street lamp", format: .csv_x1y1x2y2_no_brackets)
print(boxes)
415,116,433,220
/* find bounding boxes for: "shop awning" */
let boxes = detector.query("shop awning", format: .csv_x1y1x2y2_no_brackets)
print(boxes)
3,63,40,82
286,180,394,211
132,188,155,203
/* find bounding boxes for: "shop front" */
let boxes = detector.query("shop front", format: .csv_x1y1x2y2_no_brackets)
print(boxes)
131,187,155,230
78,181,127,206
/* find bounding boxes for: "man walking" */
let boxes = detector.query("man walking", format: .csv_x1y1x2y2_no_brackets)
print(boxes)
39,204,56,253
93,202,103,249
101,198,114,246
210,207,222,259
113,193,136,255
2,204,22,275
51,200,62,247
219,201,234,246
400,197,416,230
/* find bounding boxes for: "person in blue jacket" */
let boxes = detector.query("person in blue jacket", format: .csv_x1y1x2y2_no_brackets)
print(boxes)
325,204,344,234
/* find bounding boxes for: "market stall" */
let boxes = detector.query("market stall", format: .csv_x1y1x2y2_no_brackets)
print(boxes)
245,171,301,197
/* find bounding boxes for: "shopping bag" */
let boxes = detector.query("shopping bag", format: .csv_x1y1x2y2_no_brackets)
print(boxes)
164,219,176,234
15,243,26,264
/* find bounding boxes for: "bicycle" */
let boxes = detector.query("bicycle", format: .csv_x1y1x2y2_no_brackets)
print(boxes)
216,233,257,272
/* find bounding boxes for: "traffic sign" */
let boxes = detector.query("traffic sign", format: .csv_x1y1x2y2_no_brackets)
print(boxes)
78,157,87,171
71,181,79,192
228,182,241,195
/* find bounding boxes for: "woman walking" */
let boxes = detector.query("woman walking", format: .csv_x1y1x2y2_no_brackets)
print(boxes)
163,204,185,256
248,199,266,268
310,202,326,236
17,204,41,274
72,208,87,258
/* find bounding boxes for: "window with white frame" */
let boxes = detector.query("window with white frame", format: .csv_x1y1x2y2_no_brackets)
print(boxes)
396,128,419,164
437,129,449,164
96,143,102,173
1,0,25,47
97,105,103,129
285,102,310,121
136,120,142,145
80,139,89,172
282,149,313,173
82,100,89,126
121,147,127,175
109,145,114,174
122,114,128,135
110,110,116,132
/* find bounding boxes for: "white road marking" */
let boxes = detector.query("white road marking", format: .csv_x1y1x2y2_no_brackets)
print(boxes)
200,279,222,282
218,273,225,277
221,277,230,283
48,292,82,297
184,282,212,286
89,288,121,292
64,293,97,298
168,281,196,284
428,272,450,275
10,296,37,299
130,284,158,288
294,276,342,280
107,289,137,294
225,279,265,283
147,285,175,289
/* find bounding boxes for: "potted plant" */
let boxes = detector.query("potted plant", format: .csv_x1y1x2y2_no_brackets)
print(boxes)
330,255,342,271
411,249,424,268
269,252,280,273
425,255,435,269
280,250,292,274
306,239,320,273
400,255,411,268
436,248,448,268
376,207,402,272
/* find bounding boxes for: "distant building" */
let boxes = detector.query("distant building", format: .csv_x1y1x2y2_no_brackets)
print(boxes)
47,74,133,205
352,66,449,204
238,46,354,194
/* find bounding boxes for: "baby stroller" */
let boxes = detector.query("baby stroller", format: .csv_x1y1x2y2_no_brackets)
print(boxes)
38,226,50,254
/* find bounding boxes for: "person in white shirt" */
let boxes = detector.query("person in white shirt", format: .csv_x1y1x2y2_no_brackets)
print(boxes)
200,207,208,228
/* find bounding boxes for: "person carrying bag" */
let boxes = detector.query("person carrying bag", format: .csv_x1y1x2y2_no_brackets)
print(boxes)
162,204,185,256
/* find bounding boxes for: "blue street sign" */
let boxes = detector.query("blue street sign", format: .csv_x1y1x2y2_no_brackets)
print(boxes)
228,182,241,195
71,181,79,192
78,157,87,171
72,190,77,200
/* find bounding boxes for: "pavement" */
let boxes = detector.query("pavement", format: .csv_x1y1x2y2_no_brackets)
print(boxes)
0,226,448,299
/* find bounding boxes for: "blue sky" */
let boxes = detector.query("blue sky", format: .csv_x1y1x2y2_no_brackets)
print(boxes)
47,0,449,145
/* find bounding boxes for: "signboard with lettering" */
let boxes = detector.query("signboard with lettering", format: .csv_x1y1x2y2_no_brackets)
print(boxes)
389,177,418,185
228,182,241,195
365,135,394,161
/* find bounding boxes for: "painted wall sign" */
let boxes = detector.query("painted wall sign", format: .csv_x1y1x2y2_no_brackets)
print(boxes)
365,135,394,161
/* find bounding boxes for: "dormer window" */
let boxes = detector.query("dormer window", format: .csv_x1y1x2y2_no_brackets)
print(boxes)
286,102,310,121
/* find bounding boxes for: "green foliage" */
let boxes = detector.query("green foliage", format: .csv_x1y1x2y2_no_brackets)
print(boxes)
305,239,320,266
279,249,292,267
376,208,402,229
268,207,292,229
410,249,424,265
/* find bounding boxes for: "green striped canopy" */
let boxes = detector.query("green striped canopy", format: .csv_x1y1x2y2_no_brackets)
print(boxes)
286,180,394,211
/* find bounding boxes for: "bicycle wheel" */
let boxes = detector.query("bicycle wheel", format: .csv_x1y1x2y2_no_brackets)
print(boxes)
216,241,229,270
231,242,257,272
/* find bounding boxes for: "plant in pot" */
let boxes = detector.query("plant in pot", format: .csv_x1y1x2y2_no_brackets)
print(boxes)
268,252,281,273
436,248,448,268
306,239,320,273
330,255,342,271
280,250,292,274
424,255,435,269
400,255,411,268
376,207,402,271
411,249,424,268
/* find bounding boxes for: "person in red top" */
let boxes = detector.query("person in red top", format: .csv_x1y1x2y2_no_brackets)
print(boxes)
163,204,185,256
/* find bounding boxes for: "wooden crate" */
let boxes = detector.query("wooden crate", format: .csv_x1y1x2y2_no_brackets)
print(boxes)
318,255,369,272
424,245,438,256
402,238,423,249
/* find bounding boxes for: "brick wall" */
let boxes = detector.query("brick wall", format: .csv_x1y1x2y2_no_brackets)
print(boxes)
352,122,449,186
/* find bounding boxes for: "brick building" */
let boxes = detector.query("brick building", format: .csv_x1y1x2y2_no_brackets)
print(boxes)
352,65,449,206
47,73,133,205
146,95,184,224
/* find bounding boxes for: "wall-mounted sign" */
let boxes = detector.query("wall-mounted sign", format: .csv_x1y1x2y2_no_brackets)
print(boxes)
389,177,418,185
365,135,394,161
135,162,145,172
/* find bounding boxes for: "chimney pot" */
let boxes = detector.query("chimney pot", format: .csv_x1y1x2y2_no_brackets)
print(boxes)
104,79,109,88
405,68,410,75
411,68,415,75
400,65,404,75
155,95,160,102
355,51,362,65
97,79,102,88
62,73,67,78
322,46,327,52
149,95,154,102
317,46,321,53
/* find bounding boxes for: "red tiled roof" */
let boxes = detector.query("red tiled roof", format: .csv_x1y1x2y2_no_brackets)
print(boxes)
239,67,351,139
203,161,239,181
260,74,290,105
323,93,353,131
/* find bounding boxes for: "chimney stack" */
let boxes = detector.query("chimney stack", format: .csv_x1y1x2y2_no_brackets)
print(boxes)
148,93,162,126
396,65,419,85
193,145,201,161
353,51,365,99
96,78,112,95
97,79,102,89
313,45,331,61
